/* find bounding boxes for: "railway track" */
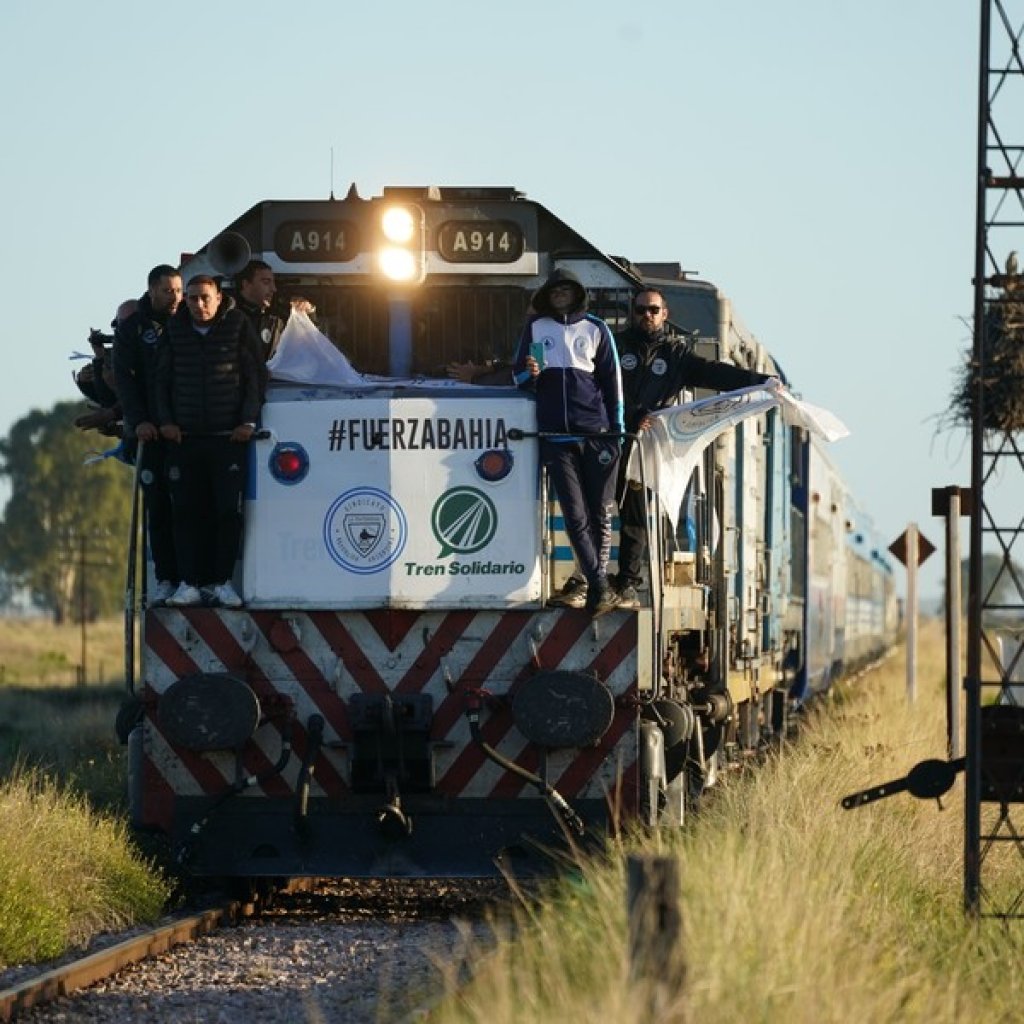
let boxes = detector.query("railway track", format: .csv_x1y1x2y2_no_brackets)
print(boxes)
0,879,507,1023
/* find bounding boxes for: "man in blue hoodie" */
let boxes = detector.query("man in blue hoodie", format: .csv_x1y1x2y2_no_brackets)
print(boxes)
514,269,624,616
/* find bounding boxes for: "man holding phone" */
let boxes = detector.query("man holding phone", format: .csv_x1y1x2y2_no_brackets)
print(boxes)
513,269,624,617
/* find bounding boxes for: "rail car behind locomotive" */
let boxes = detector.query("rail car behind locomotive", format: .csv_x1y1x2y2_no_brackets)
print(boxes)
124,186,899,877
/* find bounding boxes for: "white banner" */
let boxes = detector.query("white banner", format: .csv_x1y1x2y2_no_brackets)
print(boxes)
627,383,849,528
267,311,480,391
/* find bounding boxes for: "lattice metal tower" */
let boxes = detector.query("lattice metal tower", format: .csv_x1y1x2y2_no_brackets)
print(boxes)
966,0,1024,917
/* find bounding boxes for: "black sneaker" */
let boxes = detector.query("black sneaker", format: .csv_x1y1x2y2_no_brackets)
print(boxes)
548,576,588,608
586,581,619,617
615,583,641,609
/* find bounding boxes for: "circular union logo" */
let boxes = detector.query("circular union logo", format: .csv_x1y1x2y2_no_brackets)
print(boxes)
666,396,746,441
651,357,668,376
323,487,407,574
620,353,638,371
431,486,498,557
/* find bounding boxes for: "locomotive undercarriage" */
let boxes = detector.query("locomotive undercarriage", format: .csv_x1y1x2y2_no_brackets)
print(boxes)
170,795,612,878
131,595,775,872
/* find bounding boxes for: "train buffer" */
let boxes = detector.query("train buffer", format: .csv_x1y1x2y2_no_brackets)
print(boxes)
841,757,966,810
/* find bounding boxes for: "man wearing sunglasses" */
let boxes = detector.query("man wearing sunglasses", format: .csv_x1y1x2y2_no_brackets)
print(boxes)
612,288,775,607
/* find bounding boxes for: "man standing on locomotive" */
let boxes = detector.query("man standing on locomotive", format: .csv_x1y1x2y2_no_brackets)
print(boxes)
514,269,624,617
156,275,263,608
234,259,316,364
234,259,285,361
113,265,184,605
611,288,774,606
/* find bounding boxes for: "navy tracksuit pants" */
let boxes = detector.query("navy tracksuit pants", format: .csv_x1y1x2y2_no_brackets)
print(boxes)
542,438,620,587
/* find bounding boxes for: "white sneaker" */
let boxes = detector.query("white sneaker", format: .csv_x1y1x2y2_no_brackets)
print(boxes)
166,582,202,607
211,581,243,608
150,580,176,605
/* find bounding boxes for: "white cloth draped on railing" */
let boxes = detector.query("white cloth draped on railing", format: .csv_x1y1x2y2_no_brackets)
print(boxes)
625,382,849,529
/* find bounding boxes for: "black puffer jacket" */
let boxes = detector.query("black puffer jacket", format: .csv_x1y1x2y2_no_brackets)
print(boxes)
155,299,263,434
113,293,172,432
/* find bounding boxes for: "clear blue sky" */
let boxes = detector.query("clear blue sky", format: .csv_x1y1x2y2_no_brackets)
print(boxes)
0,0,981,600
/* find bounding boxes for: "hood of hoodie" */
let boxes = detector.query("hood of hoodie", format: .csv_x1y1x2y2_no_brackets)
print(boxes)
531,268,588,319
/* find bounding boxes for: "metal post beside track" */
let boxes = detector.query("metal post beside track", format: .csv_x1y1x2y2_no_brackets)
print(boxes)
965,0,1024,919
626,854,683,1013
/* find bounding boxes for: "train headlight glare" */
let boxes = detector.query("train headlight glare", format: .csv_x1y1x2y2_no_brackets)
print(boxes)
382,207,415,243
379,247,417,281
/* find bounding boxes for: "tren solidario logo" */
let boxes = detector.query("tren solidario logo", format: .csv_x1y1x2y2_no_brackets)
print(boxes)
431,487,498,557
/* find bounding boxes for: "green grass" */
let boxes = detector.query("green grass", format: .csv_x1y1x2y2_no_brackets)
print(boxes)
0,617,133,809
0,618,169,971
429,620,1024,1024
0,615,128,687
0,770,170,967
0,685,128,810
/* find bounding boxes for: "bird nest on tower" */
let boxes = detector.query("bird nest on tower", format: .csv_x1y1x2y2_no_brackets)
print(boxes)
952,258,1024,433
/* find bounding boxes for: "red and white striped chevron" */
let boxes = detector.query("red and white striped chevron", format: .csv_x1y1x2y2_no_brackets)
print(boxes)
139,607,640,828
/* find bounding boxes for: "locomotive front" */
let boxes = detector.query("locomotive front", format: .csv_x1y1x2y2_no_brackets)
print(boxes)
124,185,887,878
129,188,656,877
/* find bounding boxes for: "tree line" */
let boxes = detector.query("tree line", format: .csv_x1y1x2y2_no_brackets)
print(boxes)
0,402,132,622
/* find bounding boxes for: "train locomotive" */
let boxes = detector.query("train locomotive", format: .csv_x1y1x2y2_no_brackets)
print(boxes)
123,186,899,877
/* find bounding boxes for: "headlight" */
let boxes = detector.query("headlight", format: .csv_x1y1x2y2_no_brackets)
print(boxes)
379,247,418,282
381,206,415,243
377,204,424,283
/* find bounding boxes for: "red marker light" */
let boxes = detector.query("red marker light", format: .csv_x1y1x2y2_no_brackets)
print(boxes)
269,443,309,485
475,449,513,482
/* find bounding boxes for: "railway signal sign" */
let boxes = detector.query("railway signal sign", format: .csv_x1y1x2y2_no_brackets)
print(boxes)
889,523,934,705
888,529,936,567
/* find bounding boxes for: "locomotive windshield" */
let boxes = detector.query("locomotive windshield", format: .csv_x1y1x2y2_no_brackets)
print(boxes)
183,185,641,376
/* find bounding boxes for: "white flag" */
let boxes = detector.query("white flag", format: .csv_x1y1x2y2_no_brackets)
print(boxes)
267,310,484,391
627,383,849,529
268,310,366,387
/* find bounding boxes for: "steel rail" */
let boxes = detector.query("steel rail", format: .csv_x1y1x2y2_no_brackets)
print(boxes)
0,904,237,1021
0,880,317,1022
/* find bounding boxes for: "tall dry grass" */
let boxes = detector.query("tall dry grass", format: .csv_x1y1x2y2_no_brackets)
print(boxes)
0,619,168,971
430,620,1024,1024
0,617,131,807
0,615,127,686
0,770,169,968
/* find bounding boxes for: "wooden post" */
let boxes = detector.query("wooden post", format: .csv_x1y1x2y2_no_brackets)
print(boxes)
78,531,88,687
933,486,969,759
906,522,918,704
626,854,683,1010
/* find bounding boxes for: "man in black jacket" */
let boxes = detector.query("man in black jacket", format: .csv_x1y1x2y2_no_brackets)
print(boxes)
113,265,183,604
612,288,773,606
156,275,263,608
234,260,285,361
